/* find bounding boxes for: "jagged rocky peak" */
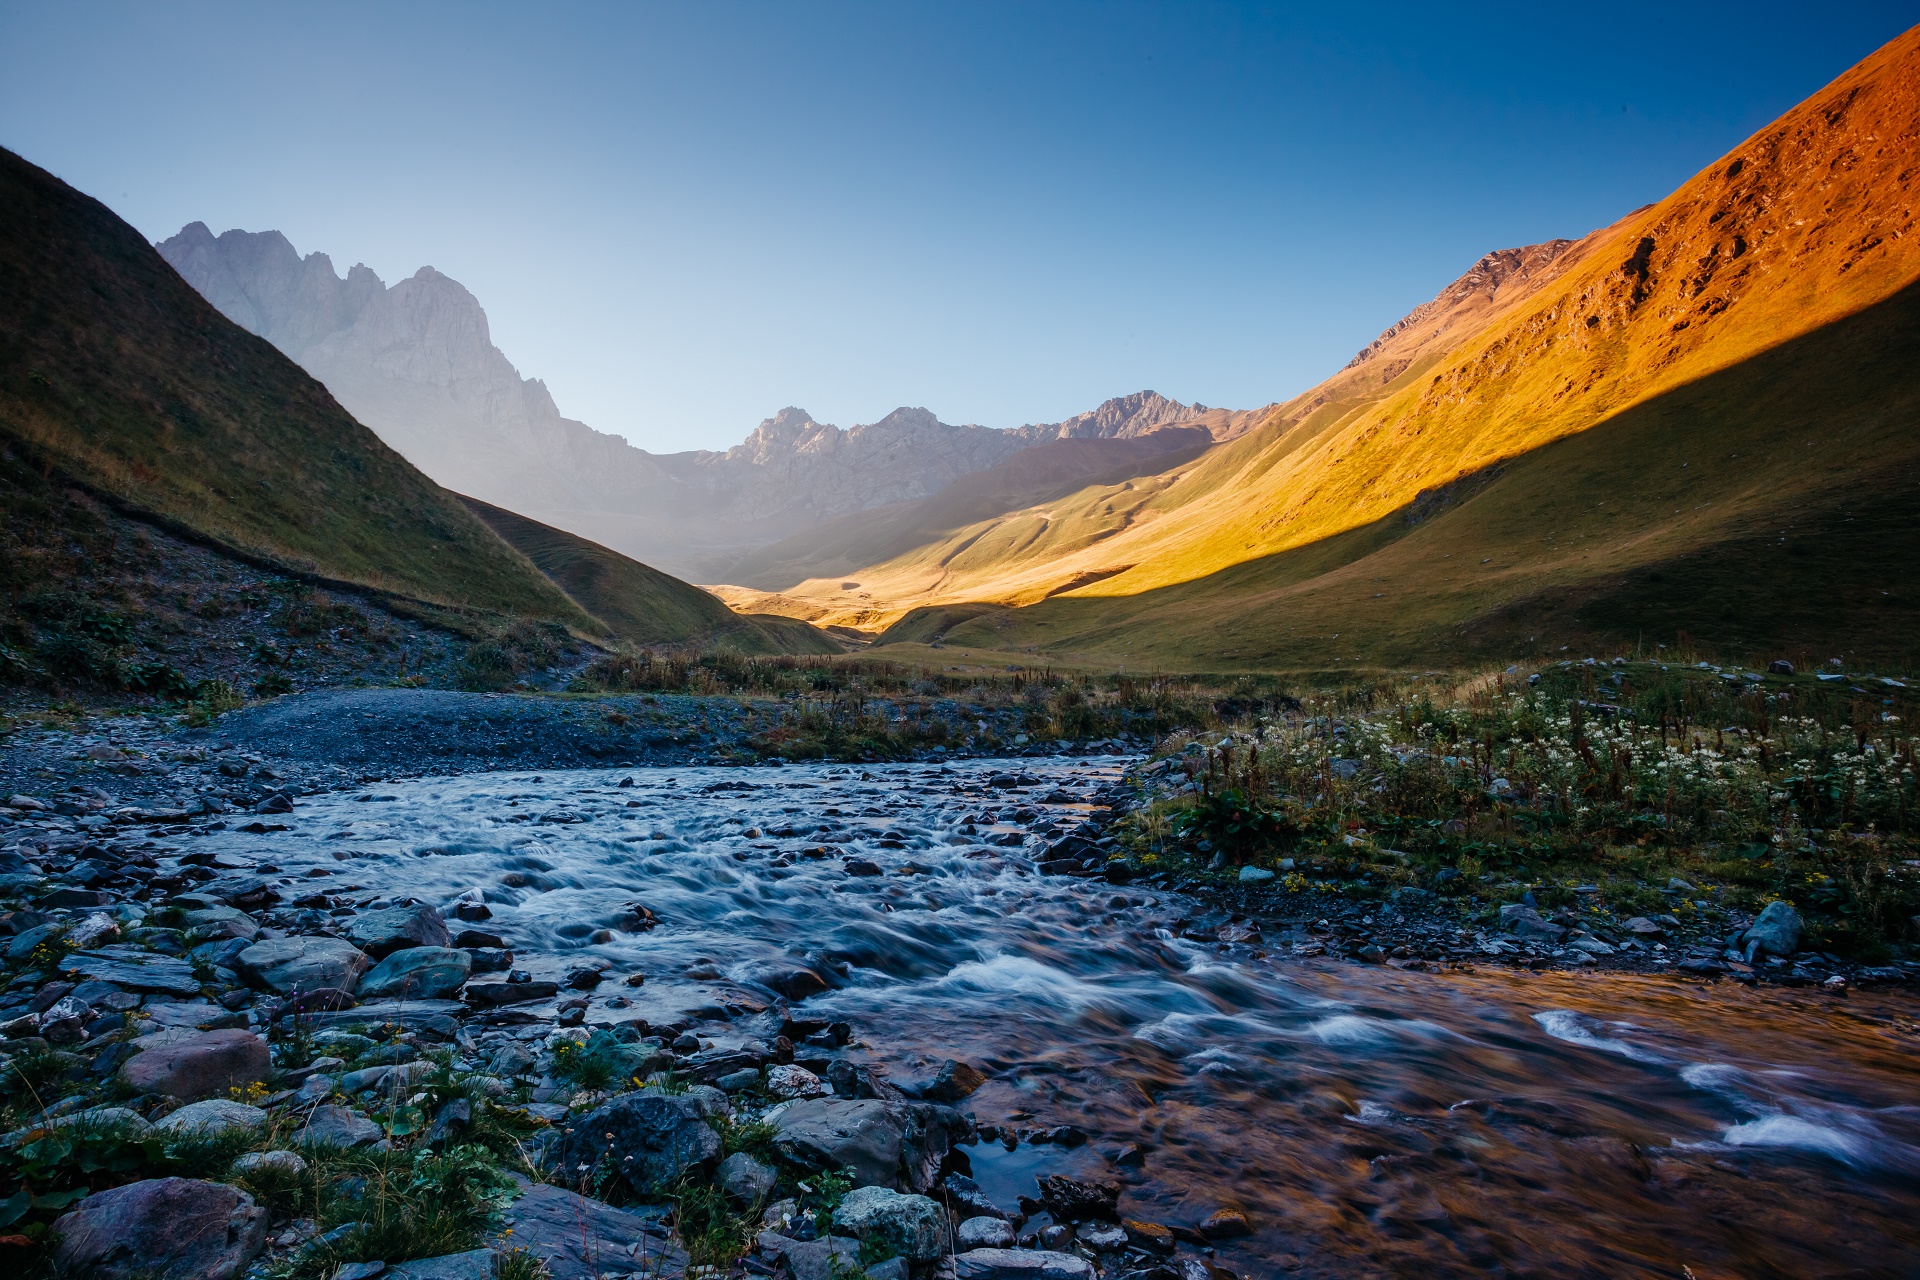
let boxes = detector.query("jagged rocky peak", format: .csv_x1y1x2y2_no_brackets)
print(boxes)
1041,390,1210,440
1343,238,1577,371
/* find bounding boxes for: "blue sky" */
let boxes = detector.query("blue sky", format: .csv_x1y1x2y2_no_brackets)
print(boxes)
1,2,1912,451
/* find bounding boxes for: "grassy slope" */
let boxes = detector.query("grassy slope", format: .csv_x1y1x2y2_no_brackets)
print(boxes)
917,276,1920,669
458,497,839,655
0,146,596,631
841,28,1920,664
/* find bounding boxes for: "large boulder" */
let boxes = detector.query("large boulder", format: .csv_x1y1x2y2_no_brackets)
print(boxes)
771,1097,964,1193
1743,900,1804,958
717,1151,777,1212
50,1177,267,1280
550,1090,723,1195
953,1249,1095,1280
833,1185,949,1261
153,1099,268,1136
490,1179,683,1280
1498,904,1567,942
235,936,371,995
294,1104,384,1148
357,946,472,1000
62,947,201,996
388,1250,498,1280
120,1029,270,1101
347,903,451,958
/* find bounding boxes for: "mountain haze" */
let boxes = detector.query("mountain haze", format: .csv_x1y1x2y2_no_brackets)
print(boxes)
157,224,1238,581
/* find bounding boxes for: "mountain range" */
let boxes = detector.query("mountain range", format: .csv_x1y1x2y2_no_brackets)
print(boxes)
20,24,1917,678
156,223,1250,583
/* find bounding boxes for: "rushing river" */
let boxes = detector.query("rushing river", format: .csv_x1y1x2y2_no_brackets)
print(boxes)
202,757,1920,1278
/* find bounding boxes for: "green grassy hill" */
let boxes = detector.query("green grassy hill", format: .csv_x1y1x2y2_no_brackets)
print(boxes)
0,145,598,630
458,497,839,654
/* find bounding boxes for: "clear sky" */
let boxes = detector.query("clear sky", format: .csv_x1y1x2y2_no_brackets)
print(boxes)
1,3,1912,452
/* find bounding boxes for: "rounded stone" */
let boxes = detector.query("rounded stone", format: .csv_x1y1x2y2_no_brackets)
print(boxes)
154,1098,269,1136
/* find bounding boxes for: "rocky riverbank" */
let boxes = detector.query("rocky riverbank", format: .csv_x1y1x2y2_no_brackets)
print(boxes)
4,691,1918,1280
0,698,1217,1280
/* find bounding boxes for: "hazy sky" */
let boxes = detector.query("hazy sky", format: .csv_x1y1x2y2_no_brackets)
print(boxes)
2,3,1912,452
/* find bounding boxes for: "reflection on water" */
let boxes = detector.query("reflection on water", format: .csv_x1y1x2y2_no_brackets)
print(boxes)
207,759,1920,1278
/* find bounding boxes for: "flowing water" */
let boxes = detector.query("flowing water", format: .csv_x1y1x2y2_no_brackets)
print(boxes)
204,758,1920,1279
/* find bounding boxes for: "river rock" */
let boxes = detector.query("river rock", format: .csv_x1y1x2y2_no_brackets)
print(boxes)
490,1179,681,1280
718,1151,777,1211
954,1249,1095,1280
1037,1174,1120,1222
231,1149,307,1179
50,1176,267,1280
295,1103,384,1148
1743,900,1803,957
834,1185,948,1260
772,1097,964,1192
154,1098,269,1136
918,1058,986,1102
356,945,472,1000
1199,1207,1251,1238
120,1029,270,1100
4,1106,151,1145
347,903,450,958
755,1231,861,1280
1498,904,1566,941
767,1063,828,1098
958,1217,1017,1250
943,1173,1007,1219
388,1249,499,1279
236,936,371,995
550,1089,723,1194
62,946,202,995
181,905,260,941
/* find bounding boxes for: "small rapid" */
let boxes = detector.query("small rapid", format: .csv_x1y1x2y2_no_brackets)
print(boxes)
200,757,1920,1277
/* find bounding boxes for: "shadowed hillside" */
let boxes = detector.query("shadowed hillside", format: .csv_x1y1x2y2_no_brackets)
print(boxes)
0,147,603,631
457,497,839,654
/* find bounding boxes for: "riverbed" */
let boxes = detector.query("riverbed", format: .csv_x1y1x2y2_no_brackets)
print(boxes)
196,756,1920,1278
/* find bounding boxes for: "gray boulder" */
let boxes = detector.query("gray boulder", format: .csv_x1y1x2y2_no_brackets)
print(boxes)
294,1103,384,1148
357,945,472,1000
550,1090,723,1195
754,1231,861,1280
62,946,201,995
957,1217,1017,1250
1743,900,1804,958
235,936,371,995
954,1249,1096,1280
718,1151,777,1212
50,1177,267,1280
120,1029,270,1101
231,1149,307,1179
490,1179,681,1280
834,1185,949,1260
347,903,451,958
772,1097,964,1192
1498,904,1567,941
153,1099,268,1136
388,1249,498,1279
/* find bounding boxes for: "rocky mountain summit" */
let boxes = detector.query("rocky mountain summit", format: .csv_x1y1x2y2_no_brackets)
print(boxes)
157,225,1235,581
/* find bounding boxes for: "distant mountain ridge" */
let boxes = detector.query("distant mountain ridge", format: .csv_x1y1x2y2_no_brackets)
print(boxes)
157,223,1241,579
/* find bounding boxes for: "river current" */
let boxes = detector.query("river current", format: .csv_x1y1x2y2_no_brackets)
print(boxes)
200,757,1920,1279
